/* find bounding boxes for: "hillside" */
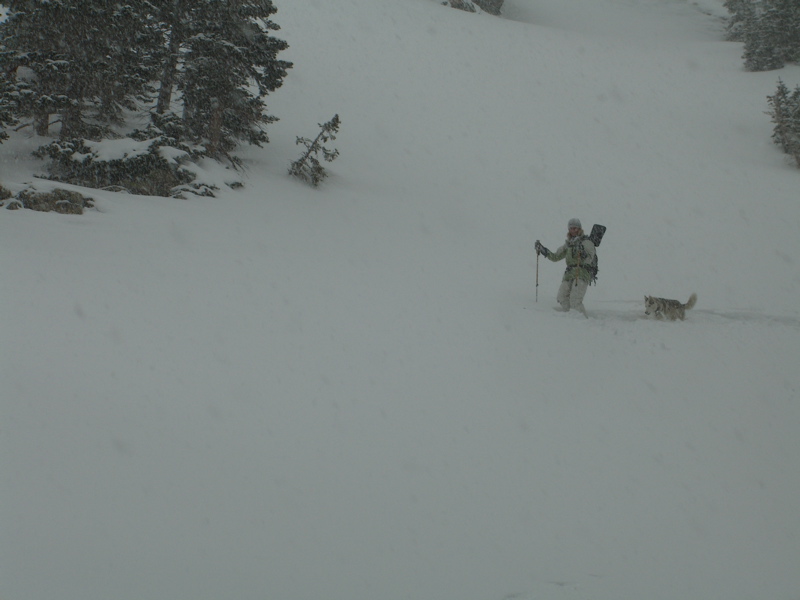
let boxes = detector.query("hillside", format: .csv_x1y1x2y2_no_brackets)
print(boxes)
2,1,799,600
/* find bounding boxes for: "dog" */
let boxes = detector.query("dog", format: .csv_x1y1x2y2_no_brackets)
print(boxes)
644,293,697,321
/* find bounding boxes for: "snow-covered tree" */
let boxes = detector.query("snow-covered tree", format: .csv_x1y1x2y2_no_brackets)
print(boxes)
0,0,158,138
743,10,785,71
767,79,800,167
150,0,189,117
149,0,292,160
723,0,756,41
0,70,18,143
0,19,15,143
731,0,800,71
289,114,341,187
1,0,292,195
766,0,800,64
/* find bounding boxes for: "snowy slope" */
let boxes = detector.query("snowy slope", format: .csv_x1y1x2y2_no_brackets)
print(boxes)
2,1,799,600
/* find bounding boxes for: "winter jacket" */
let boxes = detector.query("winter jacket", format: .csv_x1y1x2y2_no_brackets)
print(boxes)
547,235,596,283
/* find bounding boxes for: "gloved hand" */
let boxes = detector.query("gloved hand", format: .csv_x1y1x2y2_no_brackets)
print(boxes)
535,240,549,257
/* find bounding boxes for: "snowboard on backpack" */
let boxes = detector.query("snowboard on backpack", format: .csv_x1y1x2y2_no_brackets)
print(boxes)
588,224,606,247
586,224,605,285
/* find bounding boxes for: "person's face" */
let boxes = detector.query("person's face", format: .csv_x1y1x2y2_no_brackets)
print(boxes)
568,226,581,236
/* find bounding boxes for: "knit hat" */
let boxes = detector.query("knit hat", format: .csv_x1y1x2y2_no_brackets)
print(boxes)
568,218,582,229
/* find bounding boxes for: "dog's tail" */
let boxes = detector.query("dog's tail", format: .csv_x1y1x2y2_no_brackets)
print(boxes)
685,293,697,310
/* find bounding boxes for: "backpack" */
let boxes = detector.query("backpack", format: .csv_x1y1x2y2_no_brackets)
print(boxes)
585,224,606,285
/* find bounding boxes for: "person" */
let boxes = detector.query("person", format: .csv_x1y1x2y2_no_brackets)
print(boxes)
535,218,596,316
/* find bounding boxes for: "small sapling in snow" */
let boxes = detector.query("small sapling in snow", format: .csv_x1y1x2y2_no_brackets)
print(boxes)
289,114,340,187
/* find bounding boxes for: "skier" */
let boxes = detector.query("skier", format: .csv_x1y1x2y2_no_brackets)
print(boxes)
535,218,596,316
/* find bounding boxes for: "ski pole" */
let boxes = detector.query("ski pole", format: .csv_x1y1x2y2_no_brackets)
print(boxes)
535,251,539,302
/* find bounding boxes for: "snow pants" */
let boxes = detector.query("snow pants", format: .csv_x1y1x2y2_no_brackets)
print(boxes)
557,278,588,315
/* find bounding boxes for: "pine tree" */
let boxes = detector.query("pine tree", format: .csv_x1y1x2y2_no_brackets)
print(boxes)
1,0,70,136
168,0,292,160
289,115,341,187
767,79,800,167
743,13,784,71
723,0,757,41
740,0,800,71
0,11,16,142
0,0,159,138
1,0,291,194
768,0,800,65
0,73,17,143
150,0,190,116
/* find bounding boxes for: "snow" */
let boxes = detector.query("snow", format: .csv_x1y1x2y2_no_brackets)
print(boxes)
83,138,153,162
1,1,799,599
